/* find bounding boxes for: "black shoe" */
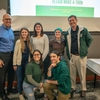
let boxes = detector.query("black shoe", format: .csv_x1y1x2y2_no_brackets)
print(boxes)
69,88,76,99
80,91,86,98
0,93,10,100
7,88,18,94
53,97,57,100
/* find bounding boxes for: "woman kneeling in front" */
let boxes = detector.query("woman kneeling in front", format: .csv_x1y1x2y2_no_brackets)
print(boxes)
43,51,71,100
23,50,44,100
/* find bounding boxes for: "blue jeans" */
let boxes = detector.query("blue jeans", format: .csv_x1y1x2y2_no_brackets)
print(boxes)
23,81,36,100
16,63,27,94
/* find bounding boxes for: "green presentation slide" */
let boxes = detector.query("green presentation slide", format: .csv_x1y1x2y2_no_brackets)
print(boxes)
36,6,94,17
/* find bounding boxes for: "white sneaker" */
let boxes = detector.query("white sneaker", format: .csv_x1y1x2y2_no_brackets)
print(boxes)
19,94,25,100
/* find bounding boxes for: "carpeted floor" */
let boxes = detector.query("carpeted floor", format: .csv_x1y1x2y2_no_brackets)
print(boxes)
0,81,100,100
69,81,100,100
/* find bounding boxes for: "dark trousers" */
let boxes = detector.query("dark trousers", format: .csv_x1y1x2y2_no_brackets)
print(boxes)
0,52,14,94
7,52,14,91
16,63,27,94
43,55,51,79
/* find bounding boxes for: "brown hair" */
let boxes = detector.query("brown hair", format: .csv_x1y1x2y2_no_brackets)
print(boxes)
20,27,32,53
33,22,44,37
31,49,44,72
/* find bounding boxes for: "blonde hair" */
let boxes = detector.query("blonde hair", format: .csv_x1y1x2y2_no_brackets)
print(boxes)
20,27,32,53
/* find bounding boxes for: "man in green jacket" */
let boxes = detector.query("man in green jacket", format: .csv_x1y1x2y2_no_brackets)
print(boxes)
43,51,71,100
64,15,93,98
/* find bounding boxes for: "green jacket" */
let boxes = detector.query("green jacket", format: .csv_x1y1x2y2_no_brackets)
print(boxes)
64,26,93,60
48,61,71,94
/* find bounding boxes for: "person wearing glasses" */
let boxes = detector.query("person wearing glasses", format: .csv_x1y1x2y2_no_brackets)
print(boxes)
23,50,44,100
13,27,33,100
0,14,15,100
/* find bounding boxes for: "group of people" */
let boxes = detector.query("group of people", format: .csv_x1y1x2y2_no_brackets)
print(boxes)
0,13,93,100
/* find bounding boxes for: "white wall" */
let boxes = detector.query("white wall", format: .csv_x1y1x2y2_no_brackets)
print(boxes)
12,16,100,32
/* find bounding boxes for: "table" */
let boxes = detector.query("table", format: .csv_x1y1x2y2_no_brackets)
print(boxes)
87,59,100,87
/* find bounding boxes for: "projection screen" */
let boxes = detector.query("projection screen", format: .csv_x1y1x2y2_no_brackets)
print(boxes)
9,0,100,31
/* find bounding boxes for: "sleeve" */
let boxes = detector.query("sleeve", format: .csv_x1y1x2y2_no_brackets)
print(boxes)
13,40,19,66
40,73,45,82
85,28,93,47
27,75,39,86
57,65,69,85
30,36,34,51
25,63,41,86
47,76,53,80
42,34,49,61
47,69,53,80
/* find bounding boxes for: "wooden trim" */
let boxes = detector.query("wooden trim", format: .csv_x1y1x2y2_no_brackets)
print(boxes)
76,75,100,82
5,75,100,87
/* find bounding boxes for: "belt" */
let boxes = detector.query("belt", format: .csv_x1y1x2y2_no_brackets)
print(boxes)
0,51,13,53
71,54,79,56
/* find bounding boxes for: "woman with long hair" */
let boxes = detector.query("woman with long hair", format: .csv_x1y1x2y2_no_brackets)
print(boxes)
23,50,44,100
31,22,49,61
13,27,32,100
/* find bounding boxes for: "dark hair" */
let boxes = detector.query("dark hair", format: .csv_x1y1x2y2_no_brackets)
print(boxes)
51,51,61,56
68,15,77,21
33,22,44,37
31,50,44,71
50,51,61,61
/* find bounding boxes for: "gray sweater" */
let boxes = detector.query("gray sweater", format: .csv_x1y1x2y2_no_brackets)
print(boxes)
31,34,49,61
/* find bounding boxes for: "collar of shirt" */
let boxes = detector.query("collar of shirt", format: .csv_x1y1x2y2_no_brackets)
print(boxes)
54,38,64,43
71,25,79,33
2,24,11,30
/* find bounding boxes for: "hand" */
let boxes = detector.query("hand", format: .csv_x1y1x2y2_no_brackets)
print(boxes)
48,63,57,71
50,63,57,68
46,80,51,84
0,59,4,68
13,66,17,71
39,83,43,88
40,87,44,93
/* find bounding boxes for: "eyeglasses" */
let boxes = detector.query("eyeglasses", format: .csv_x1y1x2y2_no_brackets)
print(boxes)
33,54,40,56
5,18,12,21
